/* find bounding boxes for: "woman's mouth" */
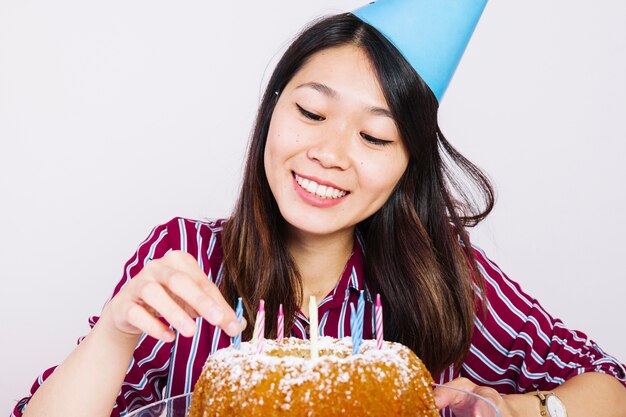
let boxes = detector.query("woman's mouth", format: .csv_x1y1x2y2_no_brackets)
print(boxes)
293,173,348,199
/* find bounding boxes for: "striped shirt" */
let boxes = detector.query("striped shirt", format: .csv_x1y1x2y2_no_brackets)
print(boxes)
12,217,626,417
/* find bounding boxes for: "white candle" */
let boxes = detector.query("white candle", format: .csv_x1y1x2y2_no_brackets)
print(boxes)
309,295,318,359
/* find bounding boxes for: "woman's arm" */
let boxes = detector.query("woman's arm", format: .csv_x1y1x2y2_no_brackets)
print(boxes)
22,250,243,417
522,371,626,416
435,372,626,417
22,310,140,417
442,243,626,416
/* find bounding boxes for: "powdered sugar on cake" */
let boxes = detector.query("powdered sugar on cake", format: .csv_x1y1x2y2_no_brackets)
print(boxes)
189,337,439,417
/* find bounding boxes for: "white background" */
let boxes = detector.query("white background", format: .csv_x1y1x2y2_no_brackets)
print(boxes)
1,0,625,412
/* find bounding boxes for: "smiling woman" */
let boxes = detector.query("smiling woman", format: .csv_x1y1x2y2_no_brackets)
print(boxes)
266,46,409,233
222,16,495,380
4,1,626,417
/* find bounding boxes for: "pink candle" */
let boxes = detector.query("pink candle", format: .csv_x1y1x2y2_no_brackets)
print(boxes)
375,294,383,350
277,303,284,344
256,299,265,354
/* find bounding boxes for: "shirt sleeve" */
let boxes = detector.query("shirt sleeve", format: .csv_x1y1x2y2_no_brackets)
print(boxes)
12,220,177,417
460,244,626,393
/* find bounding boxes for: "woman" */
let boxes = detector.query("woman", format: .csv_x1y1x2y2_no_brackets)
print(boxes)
15,10,626,417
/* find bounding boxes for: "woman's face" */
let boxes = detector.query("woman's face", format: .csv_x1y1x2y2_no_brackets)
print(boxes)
264,44,410,239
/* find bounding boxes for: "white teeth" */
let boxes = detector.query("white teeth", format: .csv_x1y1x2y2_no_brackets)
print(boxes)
294,174,347,199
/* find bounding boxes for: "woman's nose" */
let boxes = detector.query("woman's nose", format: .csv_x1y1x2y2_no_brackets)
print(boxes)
305,123,351,170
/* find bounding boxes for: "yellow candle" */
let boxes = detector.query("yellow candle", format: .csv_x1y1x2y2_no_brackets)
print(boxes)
251,309,260,347
309,295,318,359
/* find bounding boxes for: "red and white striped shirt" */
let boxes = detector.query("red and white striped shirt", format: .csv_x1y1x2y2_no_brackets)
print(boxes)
12,217,626,416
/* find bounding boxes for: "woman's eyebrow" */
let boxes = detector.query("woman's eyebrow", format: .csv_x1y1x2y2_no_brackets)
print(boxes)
295,82,337,98
295,82,393,119
366,106,393,119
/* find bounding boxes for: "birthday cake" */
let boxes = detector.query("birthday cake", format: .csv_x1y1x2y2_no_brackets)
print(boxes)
188,336,439,417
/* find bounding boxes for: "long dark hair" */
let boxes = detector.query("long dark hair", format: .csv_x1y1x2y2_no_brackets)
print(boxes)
222,13,494,376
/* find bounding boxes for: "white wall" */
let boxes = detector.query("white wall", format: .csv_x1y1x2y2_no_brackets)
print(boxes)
1,0,624,412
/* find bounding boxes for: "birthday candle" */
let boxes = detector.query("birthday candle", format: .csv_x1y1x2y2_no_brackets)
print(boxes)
255,299,265,354
375,293,383,350
251,308,259,346
356,290,364,348
350,303,360,354
233,297,243,350
277,303,284,345
309,296,318,359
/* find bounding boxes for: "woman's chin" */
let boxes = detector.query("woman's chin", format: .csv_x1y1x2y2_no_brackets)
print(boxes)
281,214,354,240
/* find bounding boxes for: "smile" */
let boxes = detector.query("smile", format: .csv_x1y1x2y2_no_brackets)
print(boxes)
293,173,348,199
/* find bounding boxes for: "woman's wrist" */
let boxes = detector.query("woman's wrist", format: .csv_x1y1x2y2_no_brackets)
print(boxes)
502,393,541,417
95,303,143,346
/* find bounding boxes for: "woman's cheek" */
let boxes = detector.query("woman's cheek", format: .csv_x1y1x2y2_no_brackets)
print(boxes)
369,154,408,196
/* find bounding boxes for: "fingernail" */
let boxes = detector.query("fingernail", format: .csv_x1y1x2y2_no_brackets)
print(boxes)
225,320,241,337
205,307,224,323
163,330,175,342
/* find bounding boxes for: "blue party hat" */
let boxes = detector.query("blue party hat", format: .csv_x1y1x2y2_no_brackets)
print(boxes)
353,0,488,102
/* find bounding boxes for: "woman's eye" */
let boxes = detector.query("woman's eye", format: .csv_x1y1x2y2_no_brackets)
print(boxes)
361,133,393,147
296,104,325,121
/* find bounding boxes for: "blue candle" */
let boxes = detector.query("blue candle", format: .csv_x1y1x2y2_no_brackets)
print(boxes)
233,297,243,350
350,293,365,355
357,290,364,333
356,291,364,349
350,303,359,354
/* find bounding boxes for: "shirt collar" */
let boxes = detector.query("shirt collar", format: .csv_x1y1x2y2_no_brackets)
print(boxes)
330,230,373,304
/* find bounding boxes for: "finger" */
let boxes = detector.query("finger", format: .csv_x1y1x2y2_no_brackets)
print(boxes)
434,385,466,409
159,252,243,336
148,262,244,337
435,380,505,417
126,304,175,342
139,270,200,320
163,251,235,312
158,269,240,335
139,280,198,338
434,378,478,409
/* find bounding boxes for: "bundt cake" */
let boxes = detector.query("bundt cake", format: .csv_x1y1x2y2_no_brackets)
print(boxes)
188,336,438,417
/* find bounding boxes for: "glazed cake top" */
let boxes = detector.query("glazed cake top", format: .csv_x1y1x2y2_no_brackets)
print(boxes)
201,336,434,404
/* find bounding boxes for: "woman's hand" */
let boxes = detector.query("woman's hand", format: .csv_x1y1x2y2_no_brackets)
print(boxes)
103,250,245,342
434,373,626,417
434,377,516,417
23,250,246,417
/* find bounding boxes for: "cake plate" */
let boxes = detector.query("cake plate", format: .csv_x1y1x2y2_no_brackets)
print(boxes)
126,385,503,417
